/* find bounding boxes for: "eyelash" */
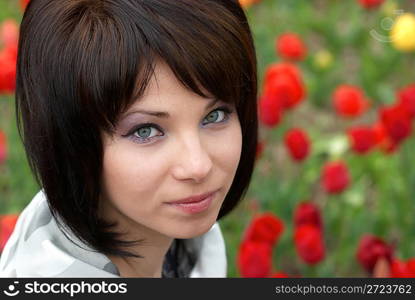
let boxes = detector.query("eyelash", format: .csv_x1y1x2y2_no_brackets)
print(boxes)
125,106,234,144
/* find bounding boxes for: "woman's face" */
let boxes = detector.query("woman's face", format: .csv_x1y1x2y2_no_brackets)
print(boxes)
100,61,242,240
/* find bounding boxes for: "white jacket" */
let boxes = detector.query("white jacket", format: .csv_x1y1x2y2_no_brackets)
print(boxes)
0,190,227,277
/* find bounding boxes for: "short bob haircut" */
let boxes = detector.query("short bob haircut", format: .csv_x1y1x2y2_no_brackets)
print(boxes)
16,0,258,273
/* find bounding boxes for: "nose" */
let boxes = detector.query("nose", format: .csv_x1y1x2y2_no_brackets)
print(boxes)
171,132,213,183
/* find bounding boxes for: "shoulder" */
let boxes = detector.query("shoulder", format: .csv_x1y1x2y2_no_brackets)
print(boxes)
0,189,117,277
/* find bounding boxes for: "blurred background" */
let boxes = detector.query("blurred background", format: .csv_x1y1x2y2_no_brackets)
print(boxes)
1,0,415,277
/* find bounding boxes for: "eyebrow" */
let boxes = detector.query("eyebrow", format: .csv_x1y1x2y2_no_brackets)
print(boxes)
123,98,220,119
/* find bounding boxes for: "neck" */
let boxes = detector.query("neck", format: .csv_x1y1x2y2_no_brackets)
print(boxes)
99,199,174,278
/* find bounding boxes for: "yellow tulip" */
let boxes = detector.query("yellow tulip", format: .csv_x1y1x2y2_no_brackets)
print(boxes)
390,13,415,52
313,50,333,70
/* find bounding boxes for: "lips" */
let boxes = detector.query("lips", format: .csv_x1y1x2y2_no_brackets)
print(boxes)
168,190,218,204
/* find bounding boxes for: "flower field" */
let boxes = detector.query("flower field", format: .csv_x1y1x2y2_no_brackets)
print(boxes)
1,0,415,277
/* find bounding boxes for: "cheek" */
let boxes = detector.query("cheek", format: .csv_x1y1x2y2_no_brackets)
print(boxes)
101,142,162,205
213,120,243,177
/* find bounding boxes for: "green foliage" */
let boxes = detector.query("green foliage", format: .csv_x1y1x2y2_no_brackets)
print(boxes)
0,95,39,214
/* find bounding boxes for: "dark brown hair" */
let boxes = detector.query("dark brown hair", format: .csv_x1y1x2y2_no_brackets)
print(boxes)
16,0,257,271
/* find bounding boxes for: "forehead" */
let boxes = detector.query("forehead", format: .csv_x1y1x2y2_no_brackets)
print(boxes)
130,60,215,108
142,61,184,100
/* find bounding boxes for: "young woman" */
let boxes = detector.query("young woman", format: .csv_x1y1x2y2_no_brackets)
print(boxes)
0,0,258,277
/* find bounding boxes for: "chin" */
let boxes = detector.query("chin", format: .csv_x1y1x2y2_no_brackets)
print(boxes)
169,216,218,239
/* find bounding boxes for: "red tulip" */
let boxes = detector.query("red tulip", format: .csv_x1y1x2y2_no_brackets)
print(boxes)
356,234,393,274
294,224,325,265
390,258,415,278
0,42,18,61
347,126,377,154
263,62,306,110
0,60,17,94
357,0,385,10
379,104,412,145
284,128,311,162
243,213,284,247
332,85,369,118
270,271,289,278
237,240,272,277
373,122,388,146
258,95,282,128
276,32,307,61
408,258,415,274
397,84,415,119
389,258,415,278
0,19,19,48
20,0,31,11
0,44,18,94
372,122,398,154
0,214,19,252
294,202,322,230
321,161,350,194
0,130,7,164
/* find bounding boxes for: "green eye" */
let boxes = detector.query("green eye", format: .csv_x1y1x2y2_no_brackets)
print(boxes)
203,108,230,125
136,127,153,139
128,123,164,144
206,111,221,122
